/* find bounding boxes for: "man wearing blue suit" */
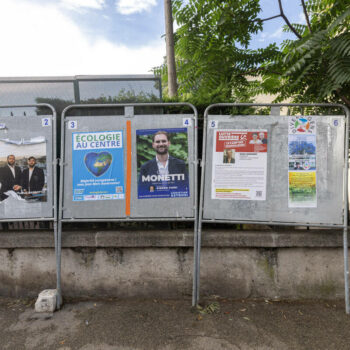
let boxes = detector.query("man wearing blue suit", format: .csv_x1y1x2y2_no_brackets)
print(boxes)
138,131,188,196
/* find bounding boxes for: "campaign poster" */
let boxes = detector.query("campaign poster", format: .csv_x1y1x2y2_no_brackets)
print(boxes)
288,116,317,208
0,136,47,203
72,131,125,201
288,171,317,208
211,130,268,200
137,128,190,199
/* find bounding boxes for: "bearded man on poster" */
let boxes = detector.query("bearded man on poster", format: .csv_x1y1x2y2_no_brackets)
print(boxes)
22,156,45,193
0,154,22,193
138,131,188,188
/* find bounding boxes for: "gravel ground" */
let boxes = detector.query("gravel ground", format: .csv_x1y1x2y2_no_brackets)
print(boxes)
0,296,349,350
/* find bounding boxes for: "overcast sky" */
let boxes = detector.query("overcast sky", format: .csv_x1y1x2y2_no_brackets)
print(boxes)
0,0,303,77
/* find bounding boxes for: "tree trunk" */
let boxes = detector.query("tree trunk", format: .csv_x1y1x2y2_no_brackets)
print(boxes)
164,0,177,97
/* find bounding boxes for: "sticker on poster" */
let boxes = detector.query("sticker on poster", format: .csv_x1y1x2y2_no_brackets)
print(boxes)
137,128,190,199
0,136,47,203
211,130,268,200
289,116,316,134
72,131,125,201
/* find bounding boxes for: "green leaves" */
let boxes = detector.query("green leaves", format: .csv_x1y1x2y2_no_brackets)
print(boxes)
156,0,350,109
262,0,350,108
154,0,278,105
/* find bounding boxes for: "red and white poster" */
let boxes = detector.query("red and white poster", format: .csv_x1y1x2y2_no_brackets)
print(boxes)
211,130,268,200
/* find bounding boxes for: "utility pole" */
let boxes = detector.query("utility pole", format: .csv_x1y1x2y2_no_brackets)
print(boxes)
164,0,177,97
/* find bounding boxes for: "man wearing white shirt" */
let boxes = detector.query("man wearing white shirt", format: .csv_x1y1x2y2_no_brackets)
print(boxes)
138,131,188,192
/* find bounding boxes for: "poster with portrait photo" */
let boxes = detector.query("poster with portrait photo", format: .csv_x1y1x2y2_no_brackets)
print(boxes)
223,149,235,164
212,130,268,200
137,128,190,199
0,136,47,203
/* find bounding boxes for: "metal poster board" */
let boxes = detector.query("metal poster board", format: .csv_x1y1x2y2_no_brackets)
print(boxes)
0,109,56,220
0,103,59,304
59,103,198,305
193,103,350,313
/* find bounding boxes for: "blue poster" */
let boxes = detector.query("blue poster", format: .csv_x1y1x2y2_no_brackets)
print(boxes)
72,130,125,201
137,128,190,199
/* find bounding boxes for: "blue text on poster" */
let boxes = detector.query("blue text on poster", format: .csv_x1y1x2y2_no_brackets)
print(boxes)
72,131,125,201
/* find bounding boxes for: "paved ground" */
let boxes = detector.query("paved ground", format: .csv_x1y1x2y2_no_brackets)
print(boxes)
1,296,350,349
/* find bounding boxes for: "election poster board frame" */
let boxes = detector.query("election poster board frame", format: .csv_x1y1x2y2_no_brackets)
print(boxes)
193,103,350,314
0,103,60,306
59,103,198,306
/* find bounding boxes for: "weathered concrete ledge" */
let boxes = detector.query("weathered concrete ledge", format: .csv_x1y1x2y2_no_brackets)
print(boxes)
1,228,346,299
0,228,344,248
0,247,345,299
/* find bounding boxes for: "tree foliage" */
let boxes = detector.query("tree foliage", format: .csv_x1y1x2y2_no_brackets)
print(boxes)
259,0,350,108
156,0,350,111
154,0,279,105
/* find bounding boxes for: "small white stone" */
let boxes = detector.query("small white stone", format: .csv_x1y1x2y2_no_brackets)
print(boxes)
35,289,57,313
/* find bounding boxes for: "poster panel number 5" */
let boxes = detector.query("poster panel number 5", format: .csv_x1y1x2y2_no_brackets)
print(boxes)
68,120,77,129
209,120,218,128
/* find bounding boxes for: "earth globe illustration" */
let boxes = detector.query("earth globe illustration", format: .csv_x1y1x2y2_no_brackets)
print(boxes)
84,152,112,177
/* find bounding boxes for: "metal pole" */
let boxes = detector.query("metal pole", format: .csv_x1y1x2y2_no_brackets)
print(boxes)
56,103,68,309
56,219,62,308
342,105,350,314
344,227,349,314
51,108,62,310
193,107,210,306
191,105,199,307
61,102,198,115
54,220,62,308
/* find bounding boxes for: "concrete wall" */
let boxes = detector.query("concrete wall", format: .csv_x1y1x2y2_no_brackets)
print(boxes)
0,228,345,300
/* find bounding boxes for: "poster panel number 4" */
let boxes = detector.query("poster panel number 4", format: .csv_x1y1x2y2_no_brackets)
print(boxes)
183,118,192,127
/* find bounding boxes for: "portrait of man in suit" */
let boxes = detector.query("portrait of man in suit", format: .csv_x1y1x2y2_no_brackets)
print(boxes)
139,131,188,180
22,156,45,193
0,154,22,192
137,129,189,199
